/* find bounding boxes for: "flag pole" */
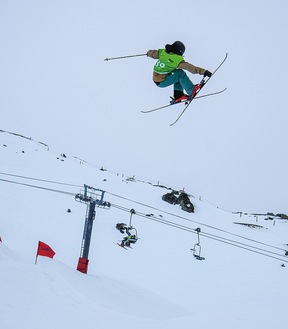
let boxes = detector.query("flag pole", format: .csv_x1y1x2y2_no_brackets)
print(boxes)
35,241,40,264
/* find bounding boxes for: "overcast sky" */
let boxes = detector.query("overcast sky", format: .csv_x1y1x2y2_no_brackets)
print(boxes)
1,0,288,213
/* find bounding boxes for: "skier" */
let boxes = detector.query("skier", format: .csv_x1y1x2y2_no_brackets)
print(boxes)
120,227,138,248
116,222,128,234
147,41,212,103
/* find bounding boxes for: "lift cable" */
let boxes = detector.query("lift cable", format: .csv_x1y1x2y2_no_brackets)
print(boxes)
0,178,75,196
1,175,287,262
1,171,285,252
111,203,288,263
0,172,81,188
107,191,287,253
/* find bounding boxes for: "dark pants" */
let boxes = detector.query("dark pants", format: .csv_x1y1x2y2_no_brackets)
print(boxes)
157,69,194,96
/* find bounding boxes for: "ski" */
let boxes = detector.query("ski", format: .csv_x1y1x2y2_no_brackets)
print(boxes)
170,52,228,126
114,242,127,250
141,88,227,114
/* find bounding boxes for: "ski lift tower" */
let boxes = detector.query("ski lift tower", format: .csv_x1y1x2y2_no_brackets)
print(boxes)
75,184,111,274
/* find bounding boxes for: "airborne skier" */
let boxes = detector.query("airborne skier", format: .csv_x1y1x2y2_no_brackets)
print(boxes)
104,43,227,125
147,41,212,103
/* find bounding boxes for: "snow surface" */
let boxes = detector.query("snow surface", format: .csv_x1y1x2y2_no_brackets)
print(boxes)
1,130,288,329
1,0,288,328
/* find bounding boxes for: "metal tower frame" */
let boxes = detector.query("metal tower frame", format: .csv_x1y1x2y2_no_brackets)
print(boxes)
75,185,110,273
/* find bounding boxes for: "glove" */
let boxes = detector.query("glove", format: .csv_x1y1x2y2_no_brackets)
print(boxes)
204,70,212,78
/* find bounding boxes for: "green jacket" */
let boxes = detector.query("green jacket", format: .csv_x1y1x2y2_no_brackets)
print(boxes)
147,49,206,83
153,49,184,74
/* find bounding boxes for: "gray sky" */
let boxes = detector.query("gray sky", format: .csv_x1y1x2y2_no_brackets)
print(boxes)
1,0,288,213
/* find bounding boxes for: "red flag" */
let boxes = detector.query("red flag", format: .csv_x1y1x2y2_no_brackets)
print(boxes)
36,241,55,259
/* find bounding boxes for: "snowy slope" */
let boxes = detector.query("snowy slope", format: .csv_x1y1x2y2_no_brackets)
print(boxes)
1,130,288,329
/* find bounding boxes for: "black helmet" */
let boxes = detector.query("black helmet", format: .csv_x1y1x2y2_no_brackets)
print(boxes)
165,41,185,55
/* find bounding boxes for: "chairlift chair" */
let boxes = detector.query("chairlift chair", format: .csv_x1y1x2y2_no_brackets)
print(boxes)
126,226,138,244
190,228,205,260
118,209,138,247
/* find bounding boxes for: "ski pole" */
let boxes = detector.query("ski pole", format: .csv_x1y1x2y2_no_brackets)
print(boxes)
104,53,147,61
